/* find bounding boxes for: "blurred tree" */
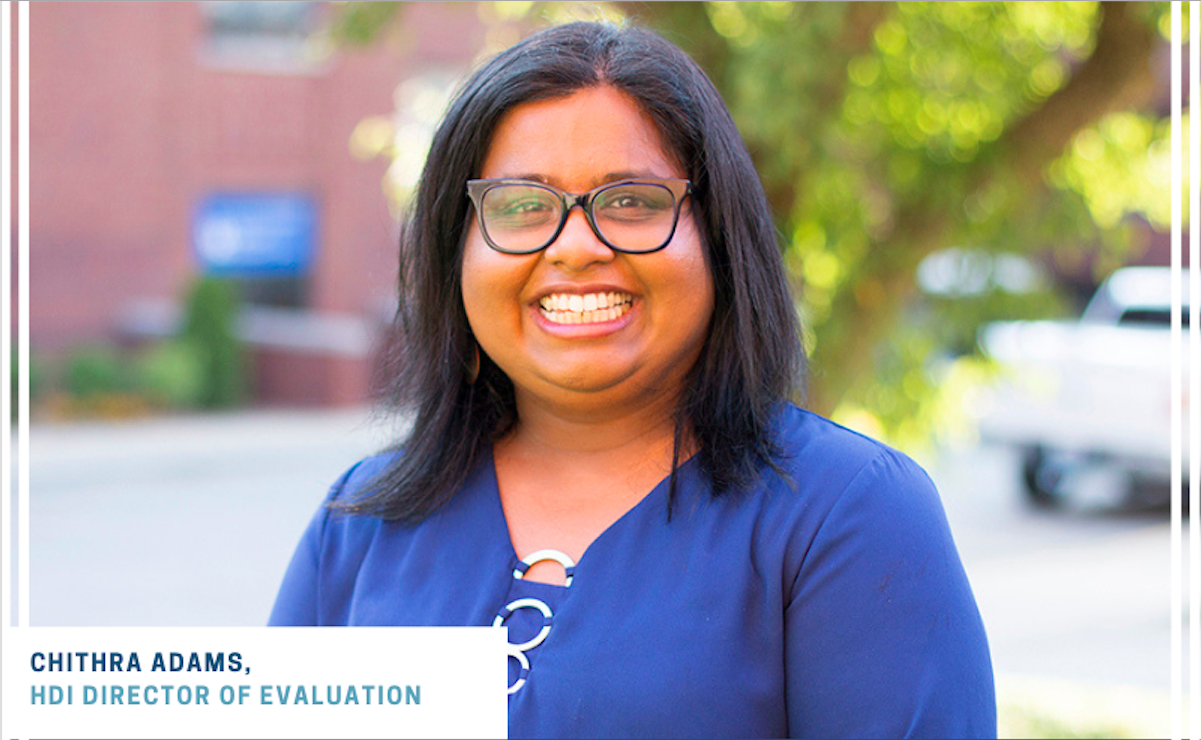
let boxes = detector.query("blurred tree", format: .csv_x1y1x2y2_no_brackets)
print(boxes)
330,1,1170,444
183,276,248,410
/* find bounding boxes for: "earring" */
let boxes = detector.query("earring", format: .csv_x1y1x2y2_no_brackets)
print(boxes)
466,343,481,384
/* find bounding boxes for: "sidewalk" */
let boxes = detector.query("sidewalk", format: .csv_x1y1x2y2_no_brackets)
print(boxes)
24,407,406,626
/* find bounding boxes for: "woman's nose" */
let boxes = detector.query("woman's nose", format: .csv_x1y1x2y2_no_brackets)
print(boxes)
542,207,615,270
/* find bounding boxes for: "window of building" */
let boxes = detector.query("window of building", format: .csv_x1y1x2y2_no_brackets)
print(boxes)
198,1,325,74
192,192,317,309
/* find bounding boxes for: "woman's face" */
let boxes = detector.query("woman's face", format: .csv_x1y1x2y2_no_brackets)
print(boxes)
461,86,715,418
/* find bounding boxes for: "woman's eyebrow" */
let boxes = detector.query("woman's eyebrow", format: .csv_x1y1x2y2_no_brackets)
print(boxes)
507,173,551,184
602,169,662,182
489,170,668,188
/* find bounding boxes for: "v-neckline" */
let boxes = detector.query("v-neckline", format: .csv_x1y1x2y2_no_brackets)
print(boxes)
484,444,697,586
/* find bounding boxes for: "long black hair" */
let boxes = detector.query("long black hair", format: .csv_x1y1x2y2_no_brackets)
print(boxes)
342,21,804,521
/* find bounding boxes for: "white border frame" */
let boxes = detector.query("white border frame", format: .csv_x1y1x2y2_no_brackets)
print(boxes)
1171,4,1184,739
1189,5,1200,738
1,0,13,638
0,2,1194,738
16,0,28,633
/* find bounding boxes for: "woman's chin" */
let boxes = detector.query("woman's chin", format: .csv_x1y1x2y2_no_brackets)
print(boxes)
529,366,637,397
512,361,662,412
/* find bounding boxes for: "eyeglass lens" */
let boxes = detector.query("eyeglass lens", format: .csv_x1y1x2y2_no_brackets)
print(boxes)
479,182,678,253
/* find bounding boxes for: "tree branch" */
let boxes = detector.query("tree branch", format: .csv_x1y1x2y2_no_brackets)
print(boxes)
808,2,1160,415
1000,1,1159,187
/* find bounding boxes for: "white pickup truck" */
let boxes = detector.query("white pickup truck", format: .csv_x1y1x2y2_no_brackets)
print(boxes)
976,266,1187,508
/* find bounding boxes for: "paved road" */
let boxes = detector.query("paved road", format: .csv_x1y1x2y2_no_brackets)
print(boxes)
928,442,1172,693
24,408,405,627
17,409,1176,717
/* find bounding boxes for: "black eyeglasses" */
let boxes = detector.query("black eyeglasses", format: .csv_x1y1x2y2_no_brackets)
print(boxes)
466,178,692,255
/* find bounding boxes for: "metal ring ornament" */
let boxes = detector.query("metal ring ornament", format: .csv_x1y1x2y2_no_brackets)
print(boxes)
493,597,554,652
506,647,531,695
512,549,576,587
497,549,575,694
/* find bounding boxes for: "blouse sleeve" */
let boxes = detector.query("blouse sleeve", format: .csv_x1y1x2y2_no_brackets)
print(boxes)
267,464,361,626
784,449,996,739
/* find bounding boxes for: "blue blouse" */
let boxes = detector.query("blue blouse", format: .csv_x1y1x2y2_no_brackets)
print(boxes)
270,405,996,738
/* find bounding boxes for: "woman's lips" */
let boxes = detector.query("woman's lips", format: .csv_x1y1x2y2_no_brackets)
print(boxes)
537,291,634,325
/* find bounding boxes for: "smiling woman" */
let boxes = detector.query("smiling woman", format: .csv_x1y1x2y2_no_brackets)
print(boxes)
269,21,995,739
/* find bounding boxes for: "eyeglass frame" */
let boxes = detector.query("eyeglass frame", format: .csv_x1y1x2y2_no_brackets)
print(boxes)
465,177,694,255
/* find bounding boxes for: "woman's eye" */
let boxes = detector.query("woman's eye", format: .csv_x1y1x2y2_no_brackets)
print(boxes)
609,194,646,209
504,198,552,214
485,191,558,228
597,187,671,222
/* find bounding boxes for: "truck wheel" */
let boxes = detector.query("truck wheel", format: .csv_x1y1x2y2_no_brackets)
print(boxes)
1021,447,1061,507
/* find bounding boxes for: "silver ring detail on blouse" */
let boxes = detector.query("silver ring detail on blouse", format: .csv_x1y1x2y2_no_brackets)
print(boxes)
506,647,531,695
512,548,576,587
493,596,554,652
498,549,575,694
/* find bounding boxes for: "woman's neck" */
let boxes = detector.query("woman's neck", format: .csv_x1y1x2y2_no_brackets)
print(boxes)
505,387,680,460
493,389,689,575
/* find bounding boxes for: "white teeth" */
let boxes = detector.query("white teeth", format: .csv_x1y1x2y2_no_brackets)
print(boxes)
538,291,634,325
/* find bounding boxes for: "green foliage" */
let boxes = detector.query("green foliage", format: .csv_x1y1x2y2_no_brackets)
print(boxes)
28,339,207,418
25,278,247,418
63,345,132,400
8,347,16,421
995,675,1169,739
326,2,403,46
1153,0,1182,42
29,352,43,404
182,276,248,410
1050,113,1172,230
1000,708,1140,739
134,340,207,410
625,1,1166,442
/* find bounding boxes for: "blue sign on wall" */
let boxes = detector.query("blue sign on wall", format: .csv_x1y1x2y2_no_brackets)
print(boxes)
192,193,317,276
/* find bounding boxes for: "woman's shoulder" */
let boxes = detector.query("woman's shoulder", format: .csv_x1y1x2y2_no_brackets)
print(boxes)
268,450,402,626
763,406,994,738
327,451,399,503
308,445,499,545
303,451,403,544
767,402,934,498
270,446,507,626
744,404,954,571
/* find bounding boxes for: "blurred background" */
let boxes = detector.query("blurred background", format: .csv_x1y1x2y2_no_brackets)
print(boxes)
12,2,1179,737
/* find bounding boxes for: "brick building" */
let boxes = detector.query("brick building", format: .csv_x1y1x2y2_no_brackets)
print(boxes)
28,1,486,405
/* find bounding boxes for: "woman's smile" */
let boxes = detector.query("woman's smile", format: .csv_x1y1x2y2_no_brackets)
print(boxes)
537,290,635,325
529,286,639,341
